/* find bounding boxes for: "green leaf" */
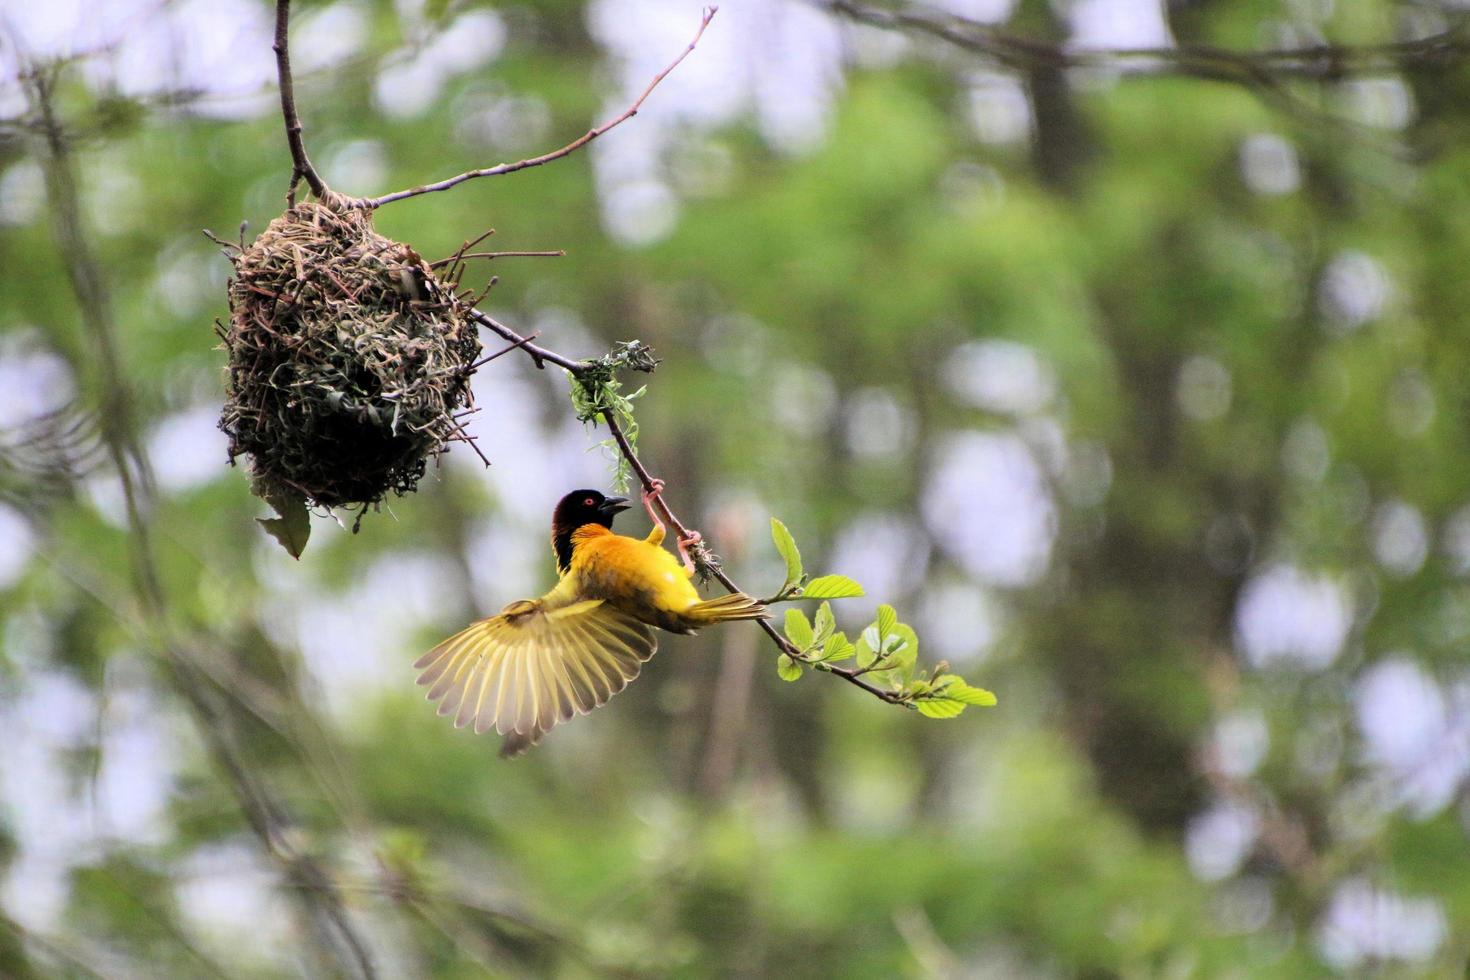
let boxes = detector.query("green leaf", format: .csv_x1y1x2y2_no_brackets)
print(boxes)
813,602,835,644
876,604,898,641
801,574,865,599
784,608,814,650
940,679,998,706
892,625,920,682
913,676,998,718
257,489,311,559
776,654,803,682
770,518,803,588
916,698,967,719
821,632,856,662
857,627,879,668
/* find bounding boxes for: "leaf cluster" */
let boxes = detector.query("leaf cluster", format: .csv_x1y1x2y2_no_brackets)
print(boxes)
569,340,659,490
767,519,996,718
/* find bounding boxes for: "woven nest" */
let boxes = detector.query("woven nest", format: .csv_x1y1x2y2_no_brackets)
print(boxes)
219,203,479,512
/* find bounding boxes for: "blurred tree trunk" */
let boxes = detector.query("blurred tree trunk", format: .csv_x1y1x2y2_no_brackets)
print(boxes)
1014,0,1095,194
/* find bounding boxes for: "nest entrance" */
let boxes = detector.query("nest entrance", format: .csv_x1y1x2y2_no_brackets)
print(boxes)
219,203,479,513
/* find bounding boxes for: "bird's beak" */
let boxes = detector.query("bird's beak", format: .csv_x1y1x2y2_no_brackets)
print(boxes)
598,496,631,517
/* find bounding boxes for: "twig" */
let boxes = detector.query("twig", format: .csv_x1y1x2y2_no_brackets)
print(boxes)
428,250,566,268
319,876,630,978
464,308,587,373
272,0,333,206
467,274,499,307
454,296,910,705
469,332,541,370
822,0,1469,81
438,228,496,286
0,914,114,980
599,406,908,705
817,0,1468,148
202,228,242,254
448,421,492,468
27,65,380,980
360,7,719,209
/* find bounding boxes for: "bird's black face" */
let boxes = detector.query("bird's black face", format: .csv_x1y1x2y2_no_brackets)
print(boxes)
551,490,630,572
554,489,631,531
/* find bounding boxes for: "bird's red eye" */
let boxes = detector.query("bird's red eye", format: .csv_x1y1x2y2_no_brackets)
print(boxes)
584,497,596,507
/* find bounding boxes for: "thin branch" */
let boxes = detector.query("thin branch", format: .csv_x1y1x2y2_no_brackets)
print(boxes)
27,66,379,980
429,250,566,268
437,228,496,286
361,7,719,209
818,0,1470,149
427,341,883,710
273,0,331,205
455,294,912,706
469,332,541,370
822,0,1469,82
320,876,633,979
600,412,908,704
448,421,492,468
465,308,588,373
0,914,115,980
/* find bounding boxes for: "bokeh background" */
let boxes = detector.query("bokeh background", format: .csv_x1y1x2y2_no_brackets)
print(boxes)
3,0,1470,975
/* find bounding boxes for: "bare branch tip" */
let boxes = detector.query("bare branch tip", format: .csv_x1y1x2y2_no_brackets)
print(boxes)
362,0,718,208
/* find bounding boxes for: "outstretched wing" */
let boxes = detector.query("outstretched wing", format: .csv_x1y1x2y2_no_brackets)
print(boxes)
413,598,657,756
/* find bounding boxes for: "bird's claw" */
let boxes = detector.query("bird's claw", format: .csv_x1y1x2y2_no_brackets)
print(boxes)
677,530,703,575
642,478,666,528
642,479,704,574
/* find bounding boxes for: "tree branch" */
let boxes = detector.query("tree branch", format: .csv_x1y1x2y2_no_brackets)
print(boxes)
429,250,566,267
264,0,909,708
464,308,589,373
822,0,1469,83
1,913,115,980
460,300,912,707
273,0,333,206
27,64,379,980
360,7,719,209
596,411,910,705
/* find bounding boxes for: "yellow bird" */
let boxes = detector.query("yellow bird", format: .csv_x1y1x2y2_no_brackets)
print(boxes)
415,482,767,756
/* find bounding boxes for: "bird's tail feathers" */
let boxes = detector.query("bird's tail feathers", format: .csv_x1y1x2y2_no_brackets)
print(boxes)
684,592,768,625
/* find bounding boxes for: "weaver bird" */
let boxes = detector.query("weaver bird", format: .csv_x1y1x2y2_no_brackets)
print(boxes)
415,483,767,756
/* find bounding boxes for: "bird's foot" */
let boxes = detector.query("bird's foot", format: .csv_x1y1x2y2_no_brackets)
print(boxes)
642,478,667,529
677,530,703,575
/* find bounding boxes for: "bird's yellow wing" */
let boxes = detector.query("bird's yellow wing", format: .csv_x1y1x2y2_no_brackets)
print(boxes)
413,597,657,756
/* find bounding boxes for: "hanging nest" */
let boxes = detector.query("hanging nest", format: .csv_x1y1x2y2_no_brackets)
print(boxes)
218,202,480,515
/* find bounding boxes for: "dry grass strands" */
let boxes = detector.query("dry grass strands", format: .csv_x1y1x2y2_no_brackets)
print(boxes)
219,203,479,514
